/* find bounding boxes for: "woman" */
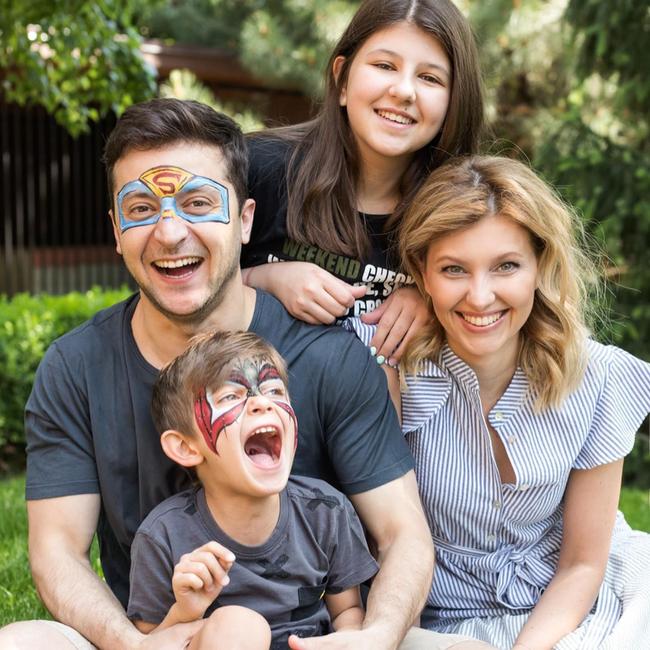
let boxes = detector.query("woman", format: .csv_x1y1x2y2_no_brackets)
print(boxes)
349,155,650,648
242,0,484,365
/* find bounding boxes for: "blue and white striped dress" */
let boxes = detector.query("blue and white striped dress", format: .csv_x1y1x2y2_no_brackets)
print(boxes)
344,319,650,649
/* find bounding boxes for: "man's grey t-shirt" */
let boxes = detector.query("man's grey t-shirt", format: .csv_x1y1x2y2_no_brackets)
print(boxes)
25,290,413,607
128,476,379,648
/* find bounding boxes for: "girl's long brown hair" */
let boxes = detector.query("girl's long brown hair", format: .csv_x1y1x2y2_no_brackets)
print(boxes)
256,0,485,260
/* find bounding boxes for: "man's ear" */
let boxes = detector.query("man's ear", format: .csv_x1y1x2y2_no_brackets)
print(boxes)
160,430,204,468
239,198,256,245
109,209,123,256
332,56,347,106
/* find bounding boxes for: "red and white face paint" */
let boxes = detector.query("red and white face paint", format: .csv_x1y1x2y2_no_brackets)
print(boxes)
193,359,296,455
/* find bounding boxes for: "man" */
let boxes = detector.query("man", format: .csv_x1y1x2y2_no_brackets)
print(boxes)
0,100,484,650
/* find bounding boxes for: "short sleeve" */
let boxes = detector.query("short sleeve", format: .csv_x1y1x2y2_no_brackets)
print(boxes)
242,136,292,269
401,372,452,435
325,498,378,594
127,531,176,624
340,317,375,348
573,345,650,469
25,343,99,499
321,331,414,494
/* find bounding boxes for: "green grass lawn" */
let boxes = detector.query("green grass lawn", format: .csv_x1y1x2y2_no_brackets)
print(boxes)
0,475,101,626
1,475,649,626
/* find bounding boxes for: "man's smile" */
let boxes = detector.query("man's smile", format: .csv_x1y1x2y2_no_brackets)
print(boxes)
152,256,204,278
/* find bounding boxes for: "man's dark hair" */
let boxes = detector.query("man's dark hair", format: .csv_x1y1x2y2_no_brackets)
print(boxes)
103,98,248,210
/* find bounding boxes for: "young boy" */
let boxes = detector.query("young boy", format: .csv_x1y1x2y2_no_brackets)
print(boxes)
127,330,379,650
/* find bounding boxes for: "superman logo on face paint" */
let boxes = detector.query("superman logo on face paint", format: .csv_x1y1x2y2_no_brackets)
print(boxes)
116,165,230,232
193,359,297,455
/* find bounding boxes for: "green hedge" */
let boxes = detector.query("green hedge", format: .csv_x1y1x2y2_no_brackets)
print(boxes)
0,287,131,468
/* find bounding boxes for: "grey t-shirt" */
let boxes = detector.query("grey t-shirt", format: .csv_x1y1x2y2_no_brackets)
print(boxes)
128,476,379,647
25,290,413,607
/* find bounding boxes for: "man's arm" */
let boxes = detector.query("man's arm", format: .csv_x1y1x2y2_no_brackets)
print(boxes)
289,472,433,650
351,472,433,646
28,495,201,650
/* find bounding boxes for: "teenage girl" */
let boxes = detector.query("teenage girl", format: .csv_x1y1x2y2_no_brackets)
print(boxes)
241,0,484,365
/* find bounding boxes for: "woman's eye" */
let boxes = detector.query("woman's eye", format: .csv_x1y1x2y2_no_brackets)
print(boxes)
443,265,465,275
373,62,394,71
497,261,519,272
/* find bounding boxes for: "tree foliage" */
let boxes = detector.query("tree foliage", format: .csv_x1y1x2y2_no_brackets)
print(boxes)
0,0,157,135
138,0,359,95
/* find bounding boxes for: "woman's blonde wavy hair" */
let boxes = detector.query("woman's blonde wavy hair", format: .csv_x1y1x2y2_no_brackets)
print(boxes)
399,155,600,410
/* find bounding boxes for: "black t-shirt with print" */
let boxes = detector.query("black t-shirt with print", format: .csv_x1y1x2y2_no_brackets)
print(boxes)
243,136,413,317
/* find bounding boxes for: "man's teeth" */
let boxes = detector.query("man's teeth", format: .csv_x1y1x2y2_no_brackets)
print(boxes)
462,312,503,327
376,110,415,125
154,257,201,269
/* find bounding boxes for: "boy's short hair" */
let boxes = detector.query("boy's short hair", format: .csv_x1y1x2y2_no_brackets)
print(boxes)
152,330,289,438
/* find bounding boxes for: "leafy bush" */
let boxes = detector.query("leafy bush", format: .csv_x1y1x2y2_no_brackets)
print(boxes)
0,287,131,470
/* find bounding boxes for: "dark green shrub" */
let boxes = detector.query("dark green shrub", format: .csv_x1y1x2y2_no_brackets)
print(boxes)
0,287,131,470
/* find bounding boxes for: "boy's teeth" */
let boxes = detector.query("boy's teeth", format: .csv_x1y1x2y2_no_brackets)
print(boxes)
376,110,414,125
462,312,503,327
253,426,277,436
155,257,200,268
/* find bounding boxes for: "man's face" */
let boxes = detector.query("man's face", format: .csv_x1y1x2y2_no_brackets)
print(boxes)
111,142,253,325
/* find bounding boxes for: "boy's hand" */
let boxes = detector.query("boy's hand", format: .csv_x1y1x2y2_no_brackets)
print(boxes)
362,286,429,364
171,541,235,622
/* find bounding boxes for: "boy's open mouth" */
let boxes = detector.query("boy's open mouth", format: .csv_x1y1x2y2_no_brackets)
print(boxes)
244,426,282,468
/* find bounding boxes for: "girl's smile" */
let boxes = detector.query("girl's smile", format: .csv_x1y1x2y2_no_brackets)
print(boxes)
336,21,451,170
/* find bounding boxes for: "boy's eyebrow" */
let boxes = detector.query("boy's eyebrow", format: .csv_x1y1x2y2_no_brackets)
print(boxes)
258,363,281,383
226,372,250,388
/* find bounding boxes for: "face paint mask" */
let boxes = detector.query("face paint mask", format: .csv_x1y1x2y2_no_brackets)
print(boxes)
116,165,230,232
193,360,297,455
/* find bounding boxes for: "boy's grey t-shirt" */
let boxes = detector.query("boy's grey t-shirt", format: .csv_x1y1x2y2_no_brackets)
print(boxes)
128,476,379,647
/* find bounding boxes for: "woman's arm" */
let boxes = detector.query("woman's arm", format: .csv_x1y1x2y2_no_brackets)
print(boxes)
513,459,623,650
243,262,366,325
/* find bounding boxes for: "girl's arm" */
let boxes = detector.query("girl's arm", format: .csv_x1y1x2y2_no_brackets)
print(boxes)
243,262,366,325
513,459,623,650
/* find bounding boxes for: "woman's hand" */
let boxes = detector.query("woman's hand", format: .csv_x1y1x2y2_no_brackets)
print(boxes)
512,460,623,650
362,286,429,364
244,262,366,324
